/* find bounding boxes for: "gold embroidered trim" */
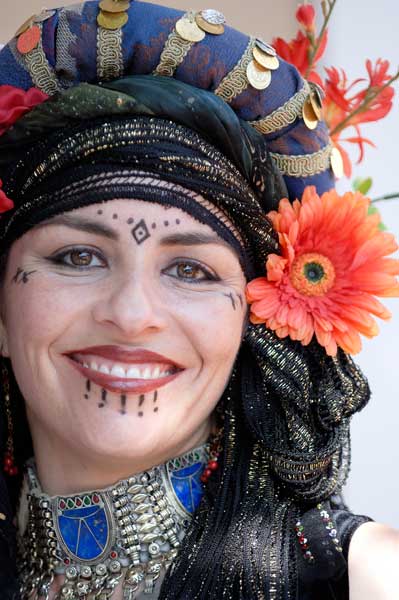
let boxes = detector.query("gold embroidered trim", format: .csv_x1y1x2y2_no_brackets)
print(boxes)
250,80,311,135
270,143,332,177
214,36,255,103
97,26,124,81
153,12,196,77
21,24,61,95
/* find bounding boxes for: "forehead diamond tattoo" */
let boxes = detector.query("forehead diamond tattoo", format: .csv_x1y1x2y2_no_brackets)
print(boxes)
131,219,151,245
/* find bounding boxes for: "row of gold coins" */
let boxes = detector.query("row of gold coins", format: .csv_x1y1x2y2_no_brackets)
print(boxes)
98,0,131,30
175,9,280,91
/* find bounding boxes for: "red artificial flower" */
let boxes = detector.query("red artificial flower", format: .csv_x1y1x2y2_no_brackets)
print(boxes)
0,85,49,136
273,29,327,88
246,187,399,356
296,4,316,33
324,60,395,177
0,180,14,213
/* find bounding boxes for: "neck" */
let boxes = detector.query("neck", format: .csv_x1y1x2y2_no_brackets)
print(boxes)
29,416,212,496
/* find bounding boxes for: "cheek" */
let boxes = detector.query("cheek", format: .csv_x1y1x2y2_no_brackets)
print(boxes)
173,292,245,368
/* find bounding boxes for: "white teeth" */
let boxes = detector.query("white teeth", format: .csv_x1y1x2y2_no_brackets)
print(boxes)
143,367,151,379
127,367,141,378
77,358,177,379
111,365,126,377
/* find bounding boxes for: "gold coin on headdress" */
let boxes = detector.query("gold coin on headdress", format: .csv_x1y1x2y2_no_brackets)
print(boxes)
97,10,129,30
99,0,130,14
255,38,277,57
253,46,279,71
195,13,224,35
246,60,272,91
15,16,35,37
175,16,205,42
302,97,318,130
200,9,226,25
33,9,56,23
17,25,41,54
309,88,323,121
330,147,344,179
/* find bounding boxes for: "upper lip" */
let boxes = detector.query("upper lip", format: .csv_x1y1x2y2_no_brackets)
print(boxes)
65,346,183,368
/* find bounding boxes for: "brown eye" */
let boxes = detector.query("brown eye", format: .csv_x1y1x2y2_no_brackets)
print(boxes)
177,263,202,279
69,250,93,266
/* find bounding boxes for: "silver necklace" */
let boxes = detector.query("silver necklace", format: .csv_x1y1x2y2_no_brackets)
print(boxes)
18,444,209,599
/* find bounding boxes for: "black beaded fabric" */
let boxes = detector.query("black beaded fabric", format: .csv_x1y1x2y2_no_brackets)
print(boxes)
0,113,372,600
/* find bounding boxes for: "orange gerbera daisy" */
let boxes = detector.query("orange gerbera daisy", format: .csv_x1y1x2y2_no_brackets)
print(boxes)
246,186,399,356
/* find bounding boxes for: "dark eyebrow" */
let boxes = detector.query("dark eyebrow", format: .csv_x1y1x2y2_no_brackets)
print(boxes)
159,232,233,252
34,215,119,241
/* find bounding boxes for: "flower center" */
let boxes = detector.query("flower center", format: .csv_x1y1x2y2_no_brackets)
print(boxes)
290,252,336,296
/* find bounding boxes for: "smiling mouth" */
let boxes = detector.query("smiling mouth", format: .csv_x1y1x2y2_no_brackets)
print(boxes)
66,352,183,394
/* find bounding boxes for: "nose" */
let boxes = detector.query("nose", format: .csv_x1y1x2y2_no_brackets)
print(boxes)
92,273,168,338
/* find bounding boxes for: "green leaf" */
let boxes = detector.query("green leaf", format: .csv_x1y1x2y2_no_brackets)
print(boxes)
368,204,387,230
352,177,373,195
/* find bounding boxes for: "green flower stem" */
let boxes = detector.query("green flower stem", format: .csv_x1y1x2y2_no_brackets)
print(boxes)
371,193,399,204
304,0,337,79
330,68,399,137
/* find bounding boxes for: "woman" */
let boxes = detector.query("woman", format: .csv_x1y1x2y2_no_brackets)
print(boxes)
0,2,398,599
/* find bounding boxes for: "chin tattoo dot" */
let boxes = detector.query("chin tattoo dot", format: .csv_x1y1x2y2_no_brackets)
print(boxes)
139,395,145,407
138,411,144,417
120,394,127,415
86,380,91,393
98,388,107,409
153,391,159,413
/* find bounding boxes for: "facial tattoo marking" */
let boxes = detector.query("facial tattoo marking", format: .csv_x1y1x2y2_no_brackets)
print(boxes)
137,394,145,417
153,391,159,413
127,218,134,225
131,219,151,245
164,220,169,227
112,214,118,220
175,219,181,225
151,223,157,230
97,209,103,215
237,293,244,308
223,292,237,311
98,388,107,409
12,268,37,284
120,394,127,415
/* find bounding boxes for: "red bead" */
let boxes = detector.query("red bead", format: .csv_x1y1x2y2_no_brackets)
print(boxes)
4,456,12,468
93,494,100,504
76,498,82,507
200,474,208,483
208,461,218,471
8,466,18,476
204,468,212,478
298,535,305,544
110,551,117,559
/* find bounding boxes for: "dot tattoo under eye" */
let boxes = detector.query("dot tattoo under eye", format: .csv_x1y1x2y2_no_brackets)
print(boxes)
164,221,169,227
12,268,37,284
151,223,157,230
175,219,181,225
127,218,134,225
97,210,103,215
113,214,118,220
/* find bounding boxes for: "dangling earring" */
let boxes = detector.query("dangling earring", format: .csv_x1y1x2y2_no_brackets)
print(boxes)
2,362,18,476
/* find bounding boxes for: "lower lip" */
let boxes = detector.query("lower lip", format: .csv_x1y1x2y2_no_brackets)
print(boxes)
67,358,182,394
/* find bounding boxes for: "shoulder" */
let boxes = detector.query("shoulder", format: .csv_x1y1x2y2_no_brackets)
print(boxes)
348,521,399,599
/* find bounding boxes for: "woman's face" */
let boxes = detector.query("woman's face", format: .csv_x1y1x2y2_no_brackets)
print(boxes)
0,197,247,487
